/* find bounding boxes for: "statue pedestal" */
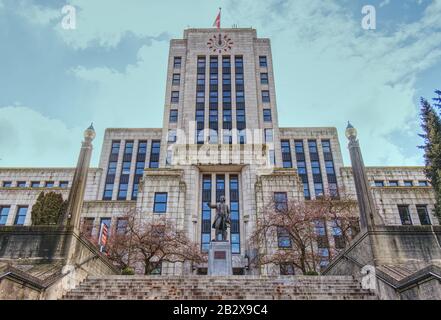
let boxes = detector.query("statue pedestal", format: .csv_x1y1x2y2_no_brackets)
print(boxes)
208,241,232,276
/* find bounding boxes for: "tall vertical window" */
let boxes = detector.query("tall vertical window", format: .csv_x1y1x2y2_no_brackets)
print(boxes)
171,91,179,103
309,140,323,198
260,73,269,84
235,56,246,144
201,175,212,252
14,206,28,225
315,219,329,268
398,205,412,225
173,57,181,69
149,140,161,168
103,140,120,200
262,90,270,103
274,192,288,212
153,193,168,213
172,73,180,85
169,110,178,123
230,175,240,253
322,140,338,198
281,140,293,168
209,57,219,144
222,56,232,144
196,56,206,144
132,141,147,200
295,140,310,200
118,141,134,200
0,206,10,225
168,129,177,143
116,218,128,235
259,56,267,67
264,129,274,143
416,205,431,225
263,109,272,122
330,220,345,249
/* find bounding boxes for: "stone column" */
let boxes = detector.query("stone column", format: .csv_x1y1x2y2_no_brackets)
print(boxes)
345,122,382,230
62,124,96,231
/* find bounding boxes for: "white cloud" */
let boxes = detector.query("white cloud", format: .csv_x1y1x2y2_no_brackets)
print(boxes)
0,106,85,167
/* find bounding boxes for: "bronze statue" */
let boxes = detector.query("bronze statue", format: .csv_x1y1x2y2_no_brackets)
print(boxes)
209,196,230,241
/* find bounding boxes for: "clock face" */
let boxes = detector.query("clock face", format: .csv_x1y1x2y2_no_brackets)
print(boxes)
207,34,234,53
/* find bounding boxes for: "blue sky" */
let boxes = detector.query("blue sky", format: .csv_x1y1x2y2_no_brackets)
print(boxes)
0,0,440,167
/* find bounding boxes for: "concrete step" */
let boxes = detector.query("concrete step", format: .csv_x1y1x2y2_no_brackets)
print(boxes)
61,275,377,300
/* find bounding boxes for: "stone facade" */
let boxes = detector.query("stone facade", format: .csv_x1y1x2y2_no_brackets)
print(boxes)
0,28,439,278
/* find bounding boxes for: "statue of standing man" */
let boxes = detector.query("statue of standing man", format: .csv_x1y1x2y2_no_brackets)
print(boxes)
209,196,230,241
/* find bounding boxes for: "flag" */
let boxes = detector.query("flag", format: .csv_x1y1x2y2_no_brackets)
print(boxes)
213,8,221,29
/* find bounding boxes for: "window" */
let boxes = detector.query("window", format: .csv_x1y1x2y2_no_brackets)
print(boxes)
281,140,293,168
259,56,267,67
108,162,117,175
311,161,321,175
416,205,431,225
374,180,385,187
295,141,304,153
262,90,270,103
14,206,28,225
325,161,335,175
280,264,295,275
260,73,269,84
124,141,134,155
398,205,412,225
168,130,177,143
331,220,345,249
103,183,114,200
308,140,318,153
31,181,40,188
0,206,10,225
171,91,179,103
173,57,181,69
201,175,212,252
2,181,12,187
322,140,331,153
45,181,54,188
149,140,161,168
172,73,180,85
116,218,128,235
59,181,69,188
314,183,324,197
230,175,241,254
153,193,168,213
264,129,273,143
263,109,272,122
319,248,330,269
166,150,173,166
111,141,120,154
278,227,292,248
404,181,413,187
389,181,399,187
117,175,129,200
17,181,26,188
274,192,288,212
419,180,429,187
269,149,276,166
169,110,178,123
121,161,131,175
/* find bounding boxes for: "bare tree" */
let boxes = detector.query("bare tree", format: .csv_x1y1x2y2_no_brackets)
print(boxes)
103,210,206,275
250,195,359,275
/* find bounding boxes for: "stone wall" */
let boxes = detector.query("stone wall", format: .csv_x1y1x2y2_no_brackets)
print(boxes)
0,226,117,300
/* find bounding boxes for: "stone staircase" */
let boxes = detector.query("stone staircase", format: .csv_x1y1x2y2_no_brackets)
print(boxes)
62,275,377,300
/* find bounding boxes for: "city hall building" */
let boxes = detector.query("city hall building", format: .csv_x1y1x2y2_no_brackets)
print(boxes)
0,28,437,276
